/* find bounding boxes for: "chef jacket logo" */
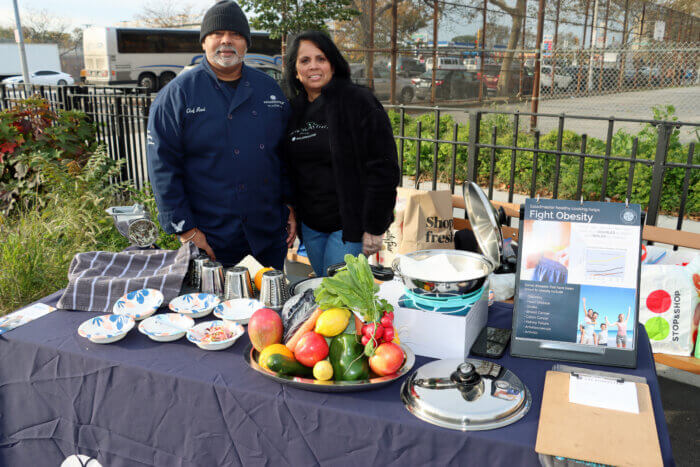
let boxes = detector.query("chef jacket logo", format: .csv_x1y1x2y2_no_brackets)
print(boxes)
185,106,206,114
264,95,285,108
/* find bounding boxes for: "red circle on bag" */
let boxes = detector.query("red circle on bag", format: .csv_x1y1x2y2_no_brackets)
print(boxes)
646,290,672,314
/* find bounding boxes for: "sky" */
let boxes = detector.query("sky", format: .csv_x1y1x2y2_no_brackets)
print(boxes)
1,0,218,30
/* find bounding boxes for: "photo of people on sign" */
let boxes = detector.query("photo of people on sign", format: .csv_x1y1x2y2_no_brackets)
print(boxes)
577,285,636,348
513,199,641,352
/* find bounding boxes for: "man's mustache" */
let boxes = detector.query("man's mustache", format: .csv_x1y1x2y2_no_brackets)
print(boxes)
215,46,241,56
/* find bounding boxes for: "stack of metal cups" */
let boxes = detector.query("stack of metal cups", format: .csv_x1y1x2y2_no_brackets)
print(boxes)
200,260,225,298
224,266,253,300
259,269,289,311
188,253,211,291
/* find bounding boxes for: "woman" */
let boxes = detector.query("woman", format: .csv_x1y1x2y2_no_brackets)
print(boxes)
282,31,400,277
606,307,631,348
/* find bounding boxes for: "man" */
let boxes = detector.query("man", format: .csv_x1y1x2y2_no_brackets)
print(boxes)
147,0,295,269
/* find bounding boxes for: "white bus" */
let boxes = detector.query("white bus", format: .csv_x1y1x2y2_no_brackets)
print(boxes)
83,26,281,91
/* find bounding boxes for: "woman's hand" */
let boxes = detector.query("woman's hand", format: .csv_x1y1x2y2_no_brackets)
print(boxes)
362,232,383,256
286,206,297,248
179,228,216,260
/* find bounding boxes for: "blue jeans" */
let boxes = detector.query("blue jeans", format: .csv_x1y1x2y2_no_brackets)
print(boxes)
301,223,363,277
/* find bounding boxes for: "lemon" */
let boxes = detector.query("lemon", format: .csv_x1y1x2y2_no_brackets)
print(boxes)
258,343,294,371
313,360,334,381
315,308,351,337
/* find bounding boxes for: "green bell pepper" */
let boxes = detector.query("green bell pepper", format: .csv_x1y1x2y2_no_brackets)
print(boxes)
329,333,370,381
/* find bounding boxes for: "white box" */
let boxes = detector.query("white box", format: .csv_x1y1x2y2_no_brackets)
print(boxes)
379,280,488,360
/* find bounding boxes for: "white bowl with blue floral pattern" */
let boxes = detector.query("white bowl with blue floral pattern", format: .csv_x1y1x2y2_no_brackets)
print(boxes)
138,313,195,342
78,314,135,344
213,298,263,325
186,320,245,351
169,293,220,318
112,288,164,321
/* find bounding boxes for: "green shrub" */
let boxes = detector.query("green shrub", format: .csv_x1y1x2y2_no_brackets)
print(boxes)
0,97,98,213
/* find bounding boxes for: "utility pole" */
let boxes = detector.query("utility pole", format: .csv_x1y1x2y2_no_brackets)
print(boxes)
530,0,545,130
12,0,31,93
390,0,398,104
587,0,599,91
431,0,438,104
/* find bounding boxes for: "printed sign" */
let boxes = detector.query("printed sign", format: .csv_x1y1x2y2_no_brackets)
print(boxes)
511,199,642,367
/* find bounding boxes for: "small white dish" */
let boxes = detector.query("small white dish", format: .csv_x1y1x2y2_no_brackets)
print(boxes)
78,314,135,344
169,293,220,318
138,313,195,342
113,288,164,321
213,298,263,325
186,320,244,351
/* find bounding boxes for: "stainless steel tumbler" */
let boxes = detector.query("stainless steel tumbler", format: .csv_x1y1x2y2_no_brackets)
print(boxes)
189,254,211,290
258,269,288,311
224,266,253,300
200,261,225,298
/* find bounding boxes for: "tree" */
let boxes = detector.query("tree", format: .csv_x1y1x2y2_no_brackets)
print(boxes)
452,34,477,43
135,0,205,28
238,0,359,40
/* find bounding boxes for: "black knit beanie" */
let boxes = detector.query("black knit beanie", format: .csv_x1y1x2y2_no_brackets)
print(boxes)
199,0,251,46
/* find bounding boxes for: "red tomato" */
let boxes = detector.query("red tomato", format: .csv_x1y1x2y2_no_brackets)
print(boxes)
369,342,405,376
294,332,329,367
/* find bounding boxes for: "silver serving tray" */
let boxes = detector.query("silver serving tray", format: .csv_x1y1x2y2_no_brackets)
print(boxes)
244,344,415,392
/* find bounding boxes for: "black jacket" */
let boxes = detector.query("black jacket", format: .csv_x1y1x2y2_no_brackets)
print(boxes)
284,78,400,242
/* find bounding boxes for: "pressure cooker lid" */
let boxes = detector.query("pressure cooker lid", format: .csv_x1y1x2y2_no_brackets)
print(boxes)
463,181,503,268
400,358,531,431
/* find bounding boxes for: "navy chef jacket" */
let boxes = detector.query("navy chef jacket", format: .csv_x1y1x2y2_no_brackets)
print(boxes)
146,60,291,265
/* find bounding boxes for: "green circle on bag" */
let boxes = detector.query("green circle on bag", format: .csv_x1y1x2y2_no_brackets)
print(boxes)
645,316,670,341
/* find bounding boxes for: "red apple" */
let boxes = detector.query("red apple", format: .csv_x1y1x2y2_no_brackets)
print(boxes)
369,342,404,376
294,332,329,367
247,308,283,352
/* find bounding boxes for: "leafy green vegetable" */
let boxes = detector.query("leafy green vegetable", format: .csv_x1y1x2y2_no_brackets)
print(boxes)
314,254,392,323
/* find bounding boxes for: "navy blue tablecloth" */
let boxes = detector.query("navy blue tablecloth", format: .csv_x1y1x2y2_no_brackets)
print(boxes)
0,292,674,466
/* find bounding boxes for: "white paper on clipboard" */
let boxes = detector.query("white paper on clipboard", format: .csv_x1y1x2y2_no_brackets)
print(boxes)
569,373,639,414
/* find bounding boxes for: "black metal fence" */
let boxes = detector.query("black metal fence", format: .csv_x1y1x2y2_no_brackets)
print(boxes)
1,84,698,232
0,84,152,189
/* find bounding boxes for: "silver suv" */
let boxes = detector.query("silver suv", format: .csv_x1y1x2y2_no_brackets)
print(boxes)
350,64,414,104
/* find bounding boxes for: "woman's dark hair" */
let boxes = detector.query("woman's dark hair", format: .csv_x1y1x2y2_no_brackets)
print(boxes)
284,30,351,96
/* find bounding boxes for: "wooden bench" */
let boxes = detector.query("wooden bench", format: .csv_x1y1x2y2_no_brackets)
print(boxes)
451,194,700,375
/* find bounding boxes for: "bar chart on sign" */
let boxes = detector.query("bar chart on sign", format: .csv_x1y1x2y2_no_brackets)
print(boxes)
584,248,627,283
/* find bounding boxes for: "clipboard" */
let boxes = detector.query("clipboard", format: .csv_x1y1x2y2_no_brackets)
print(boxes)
536,370,662,467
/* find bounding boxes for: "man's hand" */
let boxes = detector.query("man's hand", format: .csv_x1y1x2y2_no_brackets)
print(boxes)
362,232,383,256
286,206,297,248
179,228,216,260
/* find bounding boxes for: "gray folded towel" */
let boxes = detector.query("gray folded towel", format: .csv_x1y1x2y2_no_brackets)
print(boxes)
57,243,197,312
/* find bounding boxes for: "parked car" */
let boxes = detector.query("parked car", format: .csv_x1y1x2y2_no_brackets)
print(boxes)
350,64,415,104
411,69,483,100
540,65,573,91
386,57,425,76
479,64,534,96
1,70,75,86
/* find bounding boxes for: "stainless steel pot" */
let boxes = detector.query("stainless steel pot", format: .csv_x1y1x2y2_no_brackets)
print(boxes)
391,249,495,296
